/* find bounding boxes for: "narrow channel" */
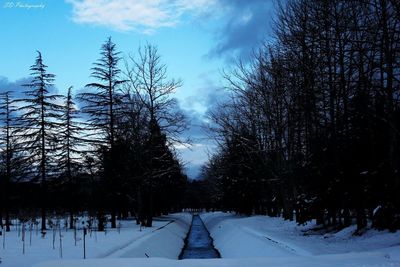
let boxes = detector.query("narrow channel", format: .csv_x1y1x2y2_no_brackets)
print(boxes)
179,214,220,259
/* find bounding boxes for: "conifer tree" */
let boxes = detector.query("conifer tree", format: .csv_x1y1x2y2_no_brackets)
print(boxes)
78,37,125,229
18,51,64,231
0,91,22,231
59,87,86,229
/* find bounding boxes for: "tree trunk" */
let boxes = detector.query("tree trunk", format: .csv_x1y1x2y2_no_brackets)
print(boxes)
111,211,116,228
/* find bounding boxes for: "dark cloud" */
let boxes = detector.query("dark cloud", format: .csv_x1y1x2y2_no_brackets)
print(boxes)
176,72,233,179
208,0,275,61
0,76,61,98
0,76,31,98
185,72,229,112
182,109,207,140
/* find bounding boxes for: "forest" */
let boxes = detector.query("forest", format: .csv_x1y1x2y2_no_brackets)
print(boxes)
0,0,399,238
200,0,400,232
0,39,188,233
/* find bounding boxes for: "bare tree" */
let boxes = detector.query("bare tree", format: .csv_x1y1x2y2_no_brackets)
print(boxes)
124,44,187,226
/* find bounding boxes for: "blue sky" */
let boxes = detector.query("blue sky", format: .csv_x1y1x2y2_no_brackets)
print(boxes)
0,0,275,178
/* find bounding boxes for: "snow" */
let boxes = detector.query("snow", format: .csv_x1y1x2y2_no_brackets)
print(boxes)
32,255,400,267
1,213,191,267
103,214,191,259
6,212,400,267
201,212,400,265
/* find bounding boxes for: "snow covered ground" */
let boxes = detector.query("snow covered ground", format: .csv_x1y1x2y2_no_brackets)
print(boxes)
1,213,191,267
8,212,400,267
201,212,400,265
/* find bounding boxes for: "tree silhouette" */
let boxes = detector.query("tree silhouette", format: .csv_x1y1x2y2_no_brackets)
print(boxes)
78,37,125,229
18,51,64,231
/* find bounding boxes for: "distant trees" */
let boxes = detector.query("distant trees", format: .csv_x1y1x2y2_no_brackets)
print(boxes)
204,0,400,232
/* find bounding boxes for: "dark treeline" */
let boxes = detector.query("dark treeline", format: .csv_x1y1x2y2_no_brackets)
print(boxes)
203,0,400,232
0,38,187,232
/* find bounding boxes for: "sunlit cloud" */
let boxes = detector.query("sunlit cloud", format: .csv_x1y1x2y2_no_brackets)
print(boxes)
66,0,219,34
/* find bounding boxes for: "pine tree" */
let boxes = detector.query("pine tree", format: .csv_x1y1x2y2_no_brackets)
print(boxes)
78,37,125,229
59,87,86,229
0,91,21,231
18,51,64,231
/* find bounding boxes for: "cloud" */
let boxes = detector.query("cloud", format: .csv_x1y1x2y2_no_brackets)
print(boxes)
175,73,231,178
66,0,219,34
0,76,47,100
208,0,275,61
0,76,61,97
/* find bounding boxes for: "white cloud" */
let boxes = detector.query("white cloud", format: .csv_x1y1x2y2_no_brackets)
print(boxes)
174,142,204,150
66,0,219,34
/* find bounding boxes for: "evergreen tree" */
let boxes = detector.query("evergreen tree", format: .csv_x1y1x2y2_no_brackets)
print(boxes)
78,37,125,229
18,51,64,231
59,87,86,229
0,91,24,231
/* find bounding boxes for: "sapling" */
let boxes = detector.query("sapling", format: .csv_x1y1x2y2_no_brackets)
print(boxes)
74,223,77,246
65,216,68,232
49,219,56,249
83,227,87,259
33,219,38,236
29,221,33,246
22,222,25,254
2,225,5,249
17,219,20,237
88,219,92,238
59,224,63,258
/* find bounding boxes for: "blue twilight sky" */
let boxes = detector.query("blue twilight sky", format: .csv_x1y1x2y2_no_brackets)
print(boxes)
0,0,275,178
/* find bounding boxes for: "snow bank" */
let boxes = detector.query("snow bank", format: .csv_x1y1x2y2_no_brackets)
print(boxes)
34,254,400,267
12,212,400,267
105,213,191,259
200,212,400,266
2,213,191,267
200,212,310,257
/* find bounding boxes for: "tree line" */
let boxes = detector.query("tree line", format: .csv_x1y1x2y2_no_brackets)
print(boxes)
202,0,400,232
0,38,187,232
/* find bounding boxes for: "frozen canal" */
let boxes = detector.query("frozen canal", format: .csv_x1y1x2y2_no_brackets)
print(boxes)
179,215,220,259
